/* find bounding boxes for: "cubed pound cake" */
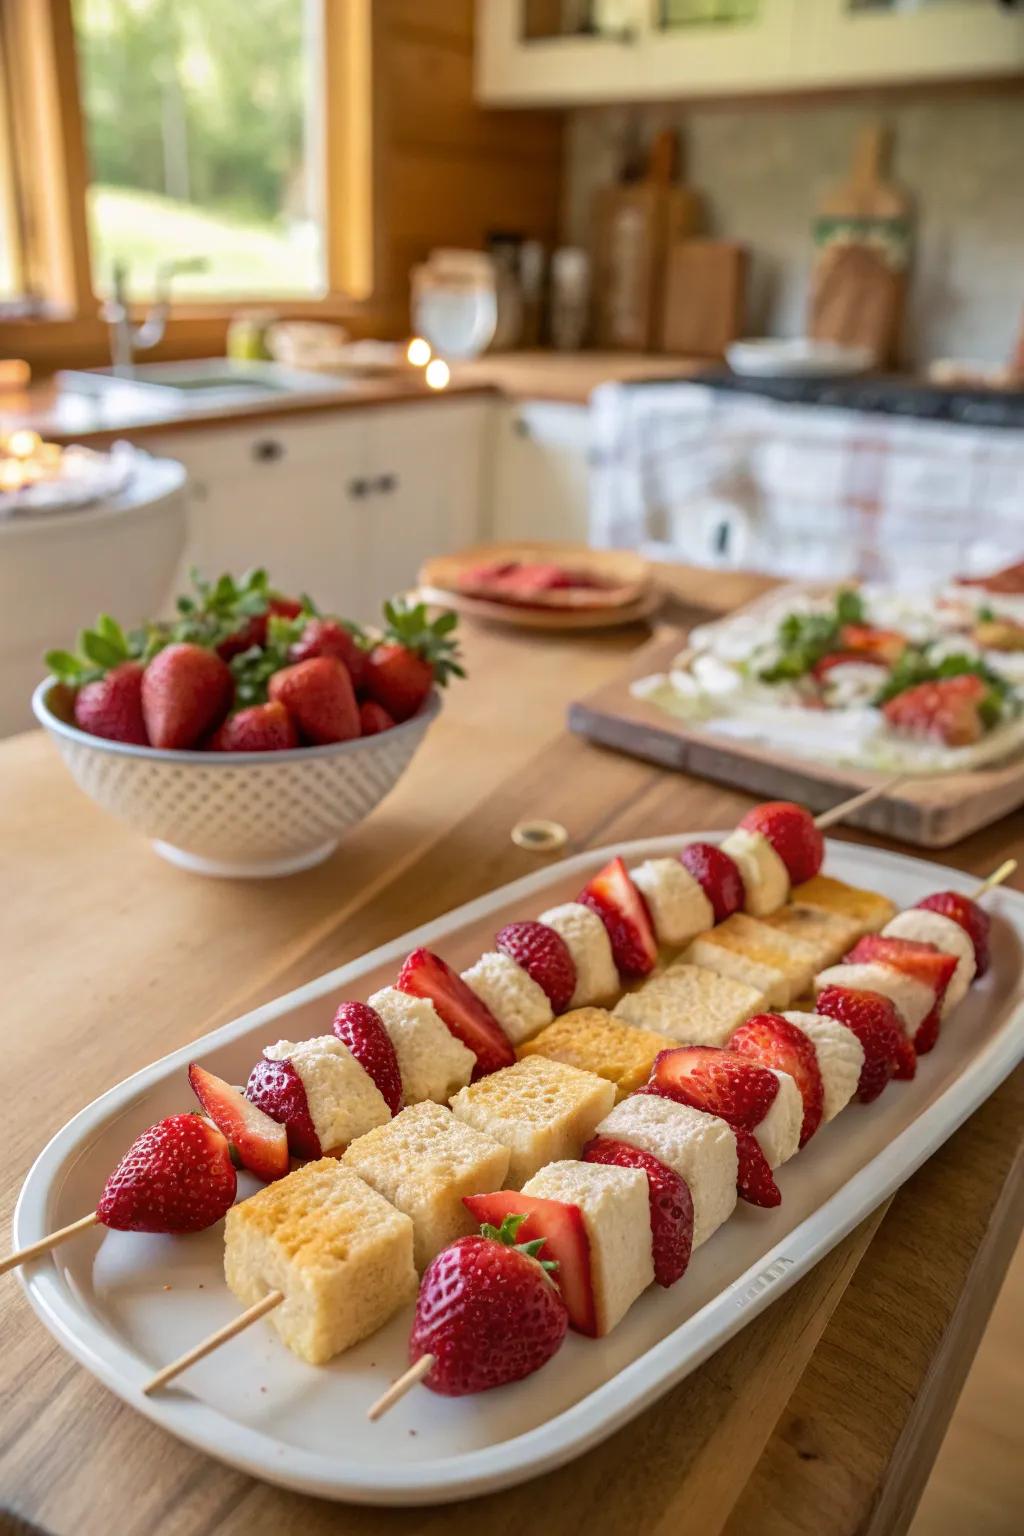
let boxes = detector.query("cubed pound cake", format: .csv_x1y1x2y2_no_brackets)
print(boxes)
814,962,932,1038
521,1160,654,1336
342,1102,510,1271
461,951,552,1046
450,1055,615,1187
792,875,897,937
518,1008,672,1101
883,909,976,1013
720,828,790,917
759,902,863,970
781,1010,864,1122
595,1093,738,1247
755,1070,803,1167
537,902,619,1008
614,964,766,1046
630,858,714,949
368,986,475,1104
262,1036,390,1153
686,912,816,1008
224,1160,416,1365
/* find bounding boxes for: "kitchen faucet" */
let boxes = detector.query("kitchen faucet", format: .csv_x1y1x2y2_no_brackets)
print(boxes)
102,256,208,376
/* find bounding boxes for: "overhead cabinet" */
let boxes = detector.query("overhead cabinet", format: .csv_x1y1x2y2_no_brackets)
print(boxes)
476,0,1024,105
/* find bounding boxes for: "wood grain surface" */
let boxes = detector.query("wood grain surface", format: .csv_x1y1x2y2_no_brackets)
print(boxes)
1,567,1020,1536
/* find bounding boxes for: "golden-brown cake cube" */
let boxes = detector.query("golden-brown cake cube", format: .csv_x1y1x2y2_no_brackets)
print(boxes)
517,1007,672,1101
449,1055,615,1187
614,964,766,1045
686,912,816,1008
791,874,898,936
342,1102,510,1270
224,1160,416,1365
759,902,862,969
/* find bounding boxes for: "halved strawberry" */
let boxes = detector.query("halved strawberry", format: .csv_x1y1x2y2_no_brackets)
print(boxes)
188,1063,289,1182
583,1135,693,1287
738,802,824,885
839,623,907,666
845,935,957,1054
892,1032,919,1080
578,856,657,978
883,675,987,748
917,890,991,976
814,985,902,1102
245,1055,320,1159
679,842,744,923
649,1046,780,1130
734,1129,782,1208
332,1001,403,1115
397,948,515,1079
729,1014,824,1145
463,1189,596,1336
495,921,576,1013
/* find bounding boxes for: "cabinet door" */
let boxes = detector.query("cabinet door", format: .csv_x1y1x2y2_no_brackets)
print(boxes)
793,0,1024,88
642,0,800,95
476,0,648,105
488,402,592,546
358,401,490,602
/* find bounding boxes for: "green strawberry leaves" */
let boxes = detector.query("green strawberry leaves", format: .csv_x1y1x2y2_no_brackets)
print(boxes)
45,613,136,685
381,598,465,687
479,1212,559,1274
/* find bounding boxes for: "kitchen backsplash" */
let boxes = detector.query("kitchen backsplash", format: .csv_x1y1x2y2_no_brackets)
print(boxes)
563,91,1023,368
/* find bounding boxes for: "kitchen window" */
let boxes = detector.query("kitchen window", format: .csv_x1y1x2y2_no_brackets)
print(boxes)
72,0,327,300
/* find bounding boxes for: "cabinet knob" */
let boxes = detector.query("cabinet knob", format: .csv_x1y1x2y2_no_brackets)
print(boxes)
252,438,285,463
349,477,370,498
374,473,398,494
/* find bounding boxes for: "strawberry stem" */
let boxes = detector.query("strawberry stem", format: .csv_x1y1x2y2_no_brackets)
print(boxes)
479,1213,559,1273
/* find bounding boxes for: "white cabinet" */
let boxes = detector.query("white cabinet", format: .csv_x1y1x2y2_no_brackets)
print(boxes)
147,398,490,624
486,401,593,545
476,0,1024,106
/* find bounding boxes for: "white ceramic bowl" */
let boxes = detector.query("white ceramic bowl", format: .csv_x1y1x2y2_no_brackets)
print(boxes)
32,680,440,878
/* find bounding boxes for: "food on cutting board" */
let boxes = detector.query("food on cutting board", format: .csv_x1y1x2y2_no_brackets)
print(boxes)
44,569,464,751
6,795,1008,1410
632,583,1024,772
455,559,639,612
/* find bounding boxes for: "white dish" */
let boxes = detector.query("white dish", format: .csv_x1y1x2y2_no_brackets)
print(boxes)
726,338,874,378
13,837,1024,1505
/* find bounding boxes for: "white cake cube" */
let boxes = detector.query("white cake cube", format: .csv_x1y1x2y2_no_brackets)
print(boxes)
720,828,790,917
815,962,932,1038
538,902,619,1007
630,858,714,949
882,909,975,1014
782,1010,864,1122
521,1159,654,1336
461,951,553,1045
262,1036,390,1153
614,965,766,1045
368,986,475,1104
754,1069,803,1167
596,1092,738,1247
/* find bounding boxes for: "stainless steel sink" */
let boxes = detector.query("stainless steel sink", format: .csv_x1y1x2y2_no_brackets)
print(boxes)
56,358,353,407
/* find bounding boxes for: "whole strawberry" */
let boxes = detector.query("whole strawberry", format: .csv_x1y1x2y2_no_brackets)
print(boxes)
207,701,298,752
409,1213,568,1397
739,802,824,885
363,600,464,722
290,618,367,689
268,657,359,744
73,660,148,745
96,1114,236,1233
332,1001,403,1116
142,643,233,749
358,700,396,737
918,890,991,976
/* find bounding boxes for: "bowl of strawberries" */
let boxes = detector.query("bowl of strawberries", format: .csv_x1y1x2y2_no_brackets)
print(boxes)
33,570,462,878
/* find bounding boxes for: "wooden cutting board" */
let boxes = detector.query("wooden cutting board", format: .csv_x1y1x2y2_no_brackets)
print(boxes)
568,629,1024,848
809,122,912,368
593,129,703,352
661,239,749,357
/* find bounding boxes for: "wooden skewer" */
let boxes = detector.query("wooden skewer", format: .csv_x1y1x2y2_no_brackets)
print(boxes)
813,774,910,832
142,1290,284,1396
972,859,1017,901
0,1210,99,1277
367,1353,435,1421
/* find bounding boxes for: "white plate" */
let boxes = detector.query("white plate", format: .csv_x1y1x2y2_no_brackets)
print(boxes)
726,338,874,378
13,838,1024,1505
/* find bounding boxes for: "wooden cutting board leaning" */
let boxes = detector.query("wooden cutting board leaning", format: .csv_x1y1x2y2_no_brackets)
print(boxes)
809,122,913,368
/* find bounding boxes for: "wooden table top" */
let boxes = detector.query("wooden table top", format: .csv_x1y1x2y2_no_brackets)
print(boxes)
1,566,1021,1536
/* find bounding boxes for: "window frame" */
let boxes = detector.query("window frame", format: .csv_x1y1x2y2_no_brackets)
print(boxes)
0,0,377,366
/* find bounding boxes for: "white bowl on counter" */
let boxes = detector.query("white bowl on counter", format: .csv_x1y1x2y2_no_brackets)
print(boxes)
726,338,875,378
32,680,440,879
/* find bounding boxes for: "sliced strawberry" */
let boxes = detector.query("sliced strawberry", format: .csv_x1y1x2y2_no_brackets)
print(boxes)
846,934,957,1054
398,948,515,1079
578,856,657,978
188,1063,289,1182
245,1055,320,1159
97,1114,236,1233
332,1001,403,1115
734,1129,782,1208
883,674,987,748
917,890,991,976
892,1032,918,1080
583,1136,693,1287
839,623,907,666
464,1189,596,1336
814,984,902,1102
495,921,576,1013
729,1013,824,1145
649,1046,780,1130
738,802,824,885
679,842,744,923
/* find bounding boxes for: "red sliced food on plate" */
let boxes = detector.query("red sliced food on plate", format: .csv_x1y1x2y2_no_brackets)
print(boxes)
814,985,903,1103
738,802,824,885
332,1001,403,1115
398,947,515,1078
649,1046,780,1130
846,934,957,1054
188,1063,289,1182
917,890,991,976
245,1055,321,1159
679,842,744,923
578,856,657,978
733,1129,782,1208
583,1135,693,1287
729,1013,824,1145
463,1189,596,1336
495,921,577,1014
